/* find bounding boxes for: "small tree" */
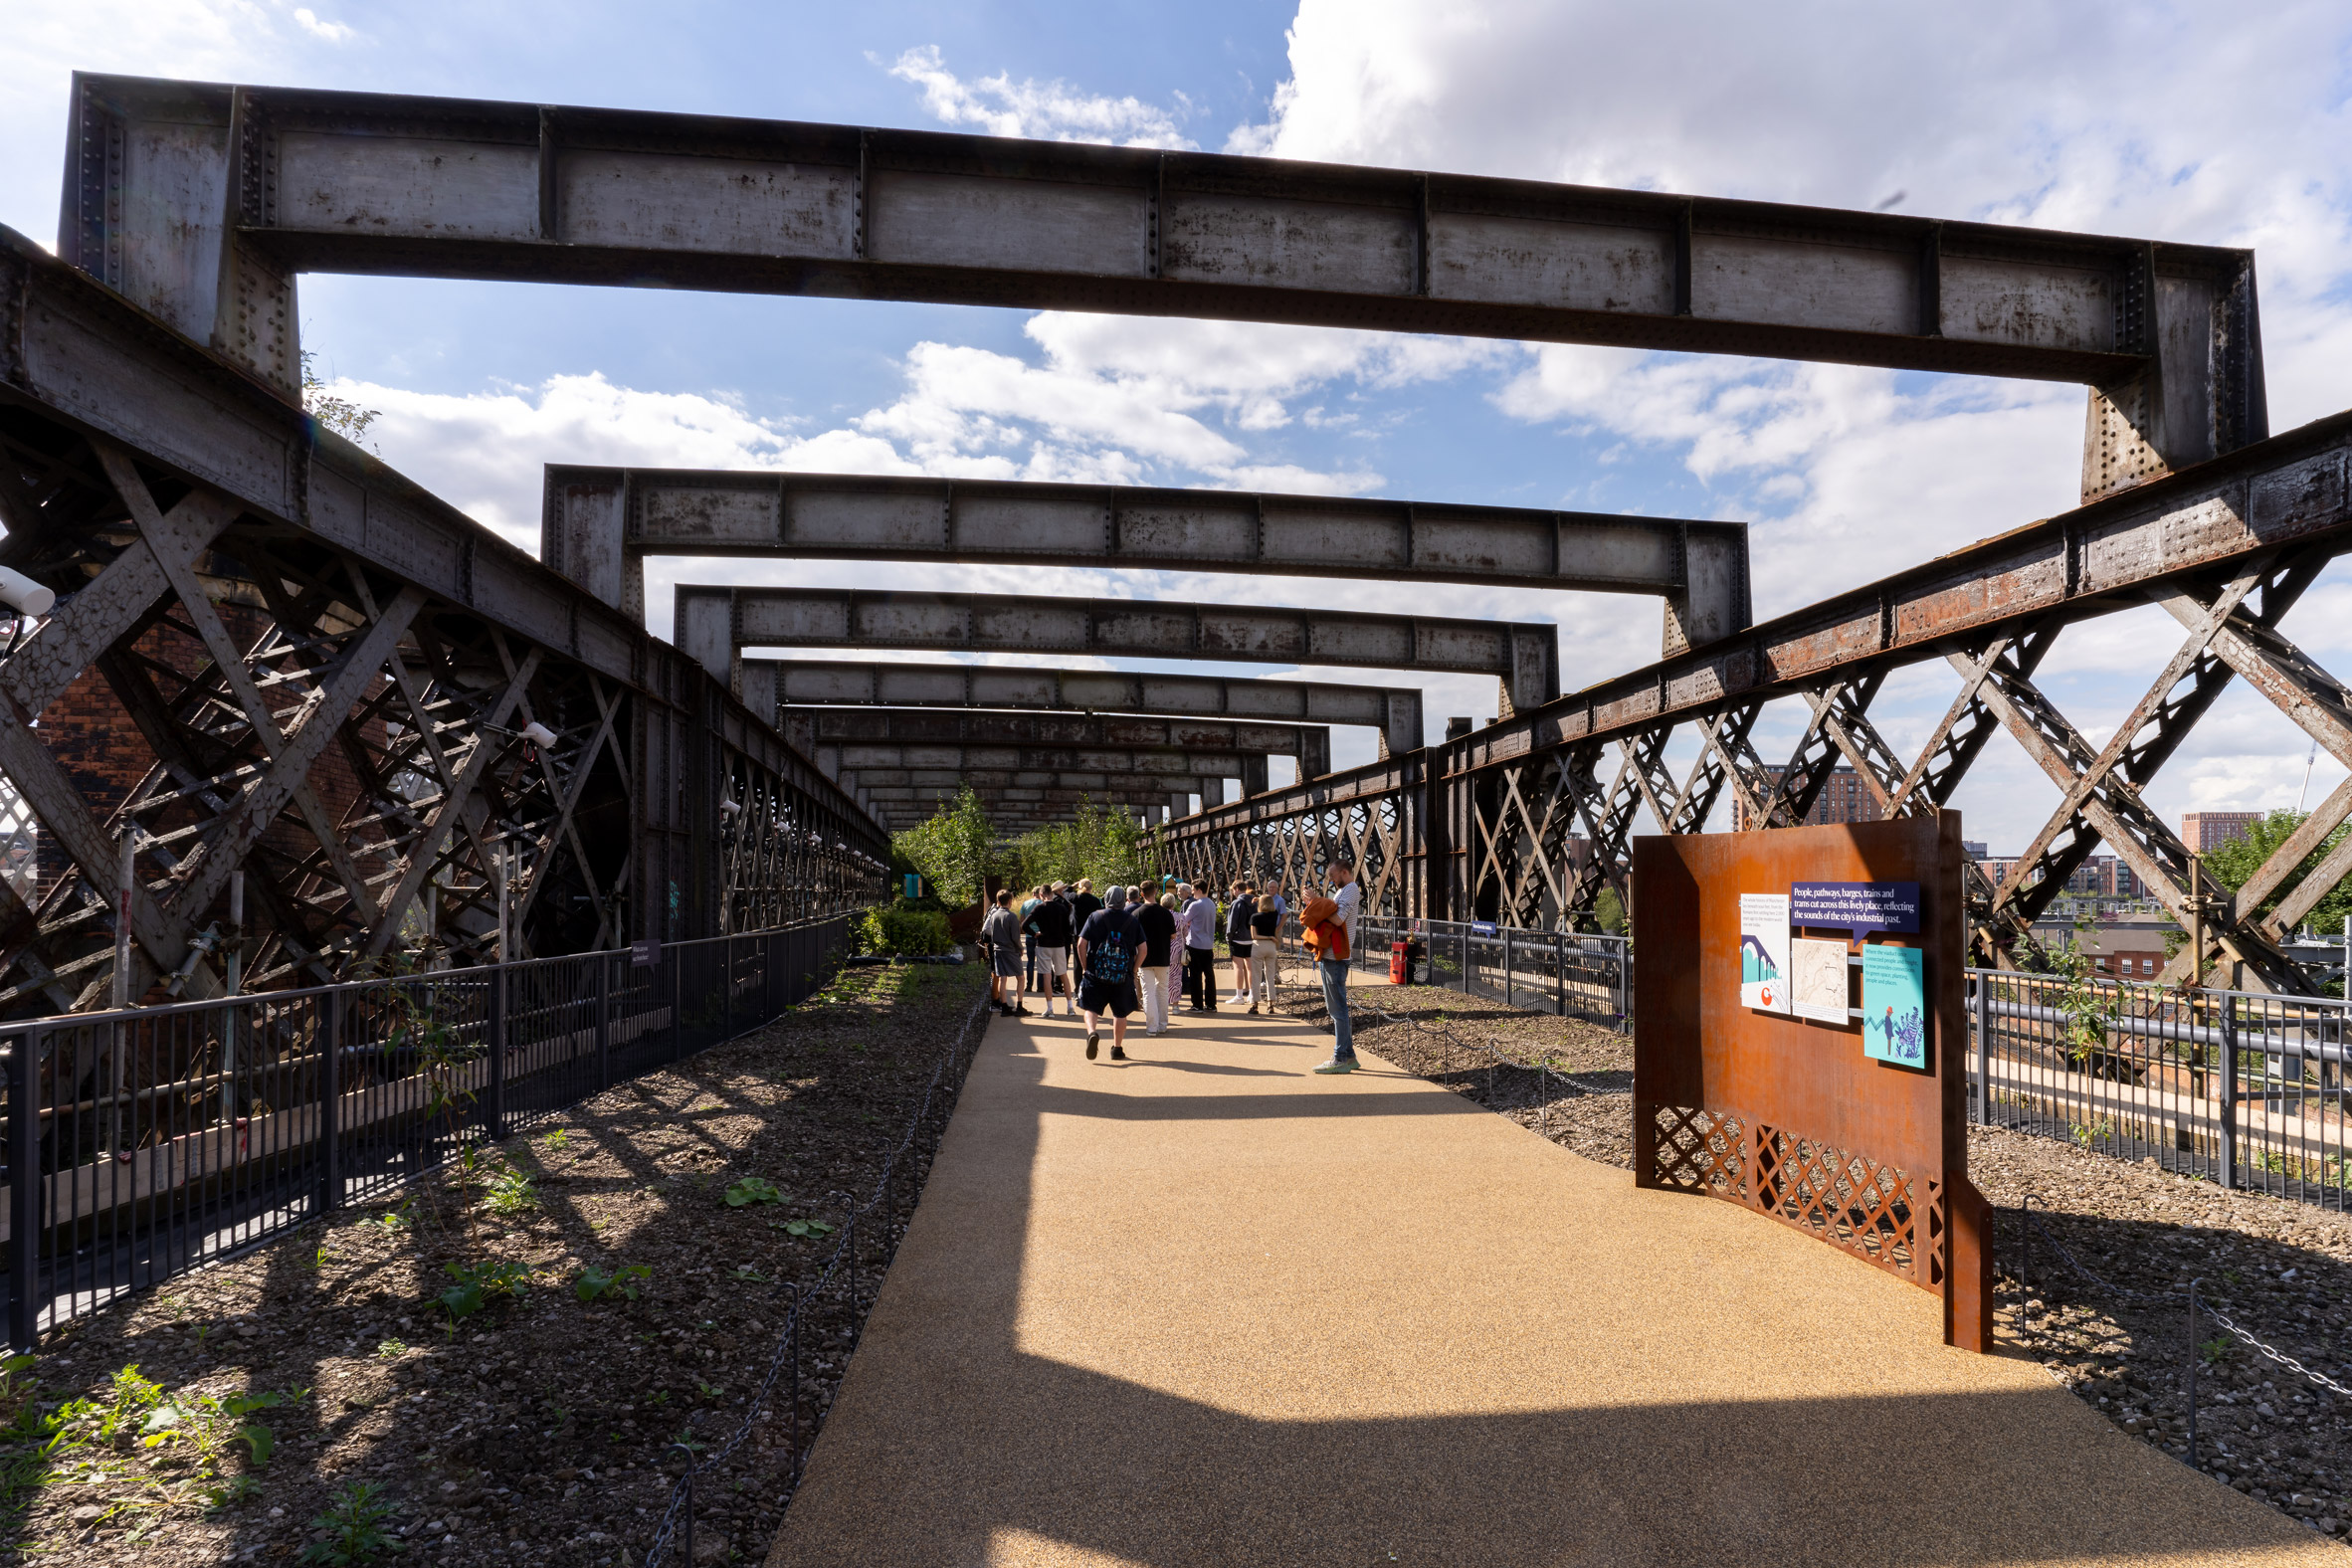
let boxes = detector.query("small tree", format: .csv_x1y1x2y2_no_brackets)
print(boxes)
2200,808,2352,934
890,787,998,908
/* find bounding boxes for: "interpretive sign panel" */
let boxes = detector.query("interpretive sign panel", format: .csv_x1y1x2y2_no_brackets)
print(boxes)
1791,881,1920,938
1862,945,1927,1067
1738,893,1789,1012
1789,937,1852,1025
1631,812,1991,1352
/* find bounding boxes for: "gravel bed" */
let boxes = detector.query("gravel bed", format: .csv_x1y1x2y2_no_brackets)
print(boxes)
1274,957,2352,1543
2,957,987,1567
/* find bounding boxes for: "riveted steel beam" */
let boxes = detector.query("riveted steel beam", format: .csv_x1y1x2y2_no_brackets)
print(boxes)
65,75,2264,507
745,658,1418,763
547,468,1748,656
683,584,1559,715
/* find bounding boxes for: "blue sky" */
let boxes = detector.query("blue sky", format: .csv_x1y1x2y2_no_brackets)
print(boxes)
7,1,2352,865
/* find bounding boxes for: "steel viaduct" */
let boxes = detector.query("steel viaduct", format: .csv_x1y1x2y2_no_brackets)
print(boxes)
0,69,2326,1019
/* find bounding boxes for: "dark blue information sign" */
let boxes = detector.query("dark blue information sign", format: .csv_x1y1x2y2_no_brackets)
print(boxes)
1791,881,1920,939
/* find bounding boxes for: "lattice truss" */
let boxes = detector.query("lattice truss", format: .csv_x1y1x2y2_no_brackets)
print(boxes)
1645,1105,1939,1286
0,421,649,1015
1217,543,2352,993
1163,795,1411,912
719,759,875,935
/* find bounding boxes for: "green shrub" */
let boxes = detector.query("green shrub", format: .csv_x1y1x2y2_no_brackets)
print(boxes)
857,903,954,956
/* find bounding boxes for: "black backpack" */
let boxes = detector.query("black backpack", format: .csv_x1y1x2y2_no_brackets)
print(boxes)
1088,918,1135,985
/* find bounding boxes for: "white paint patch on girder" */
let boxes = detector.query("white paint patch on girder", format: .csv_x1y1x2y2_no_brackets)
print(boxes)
558,151,854,259
1162,194,1415,294
1114,500,1260,560
868,171,1152,277
1427,213,1672,314
119,117,232,343
640,485,780,545
1937,257,2113,352
276,133,538,241
1694,234,1915,336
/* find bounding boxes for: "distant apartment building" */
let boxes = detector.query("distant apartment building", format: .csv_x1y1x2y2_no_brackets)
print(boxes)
1730,765,1883,831
2182,812,2260,853
1962,839,1989,860
1975,853,2147,901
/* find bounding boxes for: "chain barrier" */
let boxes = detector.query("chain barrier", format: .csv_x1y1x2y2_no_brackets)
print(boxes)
2012,1196,2352,1479
1269,946,1626,1143
639,984,994,1568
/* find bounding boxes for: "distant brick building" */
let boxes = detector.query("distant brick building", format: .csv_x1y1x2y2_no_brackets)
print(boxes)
2182,812,2260,853
1730,765,1882,831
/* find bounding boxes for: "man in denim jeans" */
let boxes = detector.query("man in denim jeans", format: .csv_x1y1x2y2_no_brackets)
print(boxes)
1311,861,1361,1075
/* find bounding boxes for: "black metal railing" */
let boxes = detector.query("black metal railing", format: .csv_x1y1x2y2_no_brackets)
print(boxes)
1317,915,1632,1031
0,915,862,1348
1285,911,2349,1212
1971,969,2351,1210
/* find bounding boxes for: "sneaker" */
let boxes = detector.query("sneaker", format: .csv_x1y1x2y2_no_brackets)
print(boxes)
1014,1005,1030,1017
1247,1003,1259,1015
1312,1057,1358,1075
1110,1045,1127,1061
1086,1033,1099,1060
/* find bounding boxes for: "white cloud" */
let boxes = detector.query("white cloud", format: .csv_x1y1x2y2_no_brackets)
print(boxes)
292,7,353,42
882,45,1196,149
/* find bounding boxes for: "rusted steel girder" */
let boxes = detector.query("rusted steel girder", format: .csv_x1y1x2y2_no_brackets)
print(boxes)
781,706,1331,779
545,467,1749,657
1167,413,2352,984
743,659,1423,762
65,75,2263,509
0,227,885,1013
682,584,1560,718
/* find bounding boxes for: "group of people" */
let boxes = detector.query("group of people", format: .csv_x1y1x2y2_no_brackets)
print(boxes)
977,863,1363,1075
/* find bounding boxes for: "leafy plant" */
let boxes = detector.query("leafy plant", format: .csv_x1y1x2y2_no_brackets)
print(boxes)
777,1218,836,1240
573,1264,651,1304
2201,1333,2238,1365
723,1177,782,1208
543,1128,572,1152
438,1259,530,1321
856,903,955,958
483,1163,538,1215
374,1339,409,1361
301,1479,397,1565
143,1387,300,1470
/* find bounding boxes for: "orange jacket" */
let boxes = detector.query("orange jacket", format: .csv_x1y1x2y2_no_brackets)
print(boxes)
1298,894,1349,961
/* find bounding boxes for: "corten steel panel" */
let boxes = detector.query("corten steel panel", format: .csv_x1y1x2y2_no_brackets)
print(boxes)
1630,814,1993,1351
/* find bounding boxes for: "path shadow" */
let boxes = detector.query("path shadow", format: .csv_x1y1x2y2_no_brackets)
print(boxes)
766,1019,2333,1568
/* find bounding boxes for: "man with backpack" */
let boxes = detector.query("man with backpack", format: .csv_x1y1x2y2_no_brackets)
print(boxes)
1301,860,1361,1074
1076,884,1145,1061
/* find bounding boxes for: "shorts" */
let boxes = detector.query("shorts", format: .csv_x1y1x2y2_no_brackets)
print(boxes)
989,945,1022,979
1035,945,1071,977
1078,977,1137,1017
1229,941,1253,957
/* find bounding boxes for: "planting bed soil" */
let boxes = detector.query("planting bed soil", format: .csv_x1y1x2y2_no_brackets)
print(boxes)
0,956,986,1567
1275,958,2352,1543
